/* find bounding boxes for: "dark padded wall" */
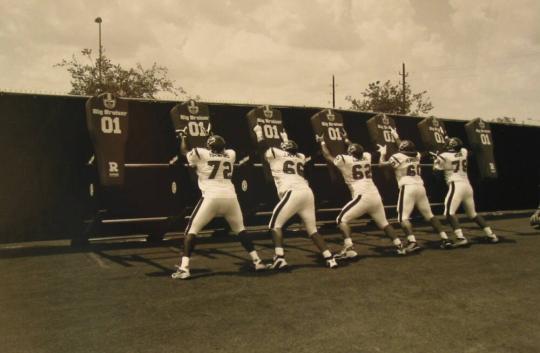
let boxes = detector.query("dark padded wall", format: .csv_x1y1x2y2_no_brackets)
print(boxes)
0,93,90,242
0,92,539,243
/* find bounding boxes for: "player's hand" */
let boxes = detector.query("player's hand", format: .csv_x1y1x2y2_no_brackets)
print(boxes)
169,156,178,165
428,151,438,160
389,127,399,140
340,128,348,140
377,144,387,156
176,127,188,138
315,133,324,143
253,124,263,142
280,131,289,142
206,123,212,136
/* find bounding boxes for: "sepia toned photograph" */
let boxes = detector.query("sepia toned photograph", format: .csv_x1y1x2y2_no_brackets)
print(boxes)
1,1,539,352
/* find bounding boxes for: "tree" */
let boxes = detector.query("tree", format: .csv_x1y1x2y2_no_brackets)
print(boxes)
346,79,433,116
55,48,186,99
491,116,517,124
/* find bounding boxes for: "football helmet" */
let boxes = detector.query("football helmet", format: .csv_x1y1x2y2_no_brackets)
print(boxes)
347,143,364,159
446,137,463,152
280,140,298,154
206,135,226,153
398,140,416,152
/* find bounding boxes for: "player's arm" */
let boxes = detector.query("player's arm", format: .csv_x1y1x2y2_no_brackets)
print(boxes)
389,126,401,146
340,128,352,146
377,146,401,169
253,123,274,156
178,128,189,156
429,151,446,171
315,133,334,164
377,144,390,164
264,147,278,161
253,123,264,143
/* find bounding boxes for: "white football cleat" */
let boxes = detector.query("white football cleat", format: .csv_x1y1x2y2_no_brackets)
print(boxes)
481,235,499,243
253,259,269,271
171,265,191,280
269,256,288,270
405,241,421,253
334,246,358,260
453,237,469,247
326,257,338,269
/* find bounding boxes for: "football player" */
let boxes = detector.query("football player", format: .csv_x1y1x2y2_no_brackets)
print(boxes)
316,132,406,258
254,125,338,269
432,137,499,245
378,128,452,250
531,207,540,227
171,133,267,280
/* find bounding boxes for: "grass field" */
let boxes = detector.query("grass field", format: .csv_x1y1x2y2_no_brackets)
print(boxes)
1,216,539,353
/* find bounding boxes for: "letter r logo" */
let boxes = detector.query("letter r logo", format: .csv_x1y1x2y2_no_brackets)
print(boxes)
109,162,119,173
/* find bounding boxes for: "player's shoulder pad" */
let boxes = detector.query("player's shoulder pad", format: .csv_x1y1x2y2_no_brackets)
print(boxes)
390,152,404,162
333,154,345,166
363,151,372,161
264,147,275,159
197,147,211,159
225,148,236,159
437,151,450,160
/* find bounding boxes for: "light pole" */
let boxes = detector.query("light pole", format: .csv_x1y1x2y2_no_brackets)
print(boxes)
94,17,103,91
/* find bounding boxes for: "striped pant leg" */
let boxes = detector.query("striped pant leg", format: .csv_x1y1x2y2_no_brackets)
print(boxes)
221,197,246,234
269,190,294,230
336,195,363,224
367,193,390,229
297,189,318,235
444,182,462,216
415,185,435,220
396,185,407,222
461,183,478,218
186,197,218,235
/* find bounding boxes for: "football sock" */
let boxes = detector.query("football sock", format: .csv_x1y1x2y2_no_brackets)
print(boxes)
275,247,285,256
483,227,494,236
344,238,354,247
454,229,464,238
439,232,449,240
322,250,332,259
237,231,255,252
181,256,190,268
407,235,417,243
184,233,197,257
393,238,402,246
249,251,260,262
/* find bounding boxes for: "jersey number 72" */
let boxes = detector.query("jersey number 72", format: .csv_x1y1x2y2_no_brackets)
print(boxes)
207,161,232,179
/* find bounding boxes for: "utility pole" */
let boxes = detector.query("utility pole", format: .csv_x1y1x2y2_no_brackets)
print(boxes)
399,62,408,114
94,17,103,91
332,75,336,108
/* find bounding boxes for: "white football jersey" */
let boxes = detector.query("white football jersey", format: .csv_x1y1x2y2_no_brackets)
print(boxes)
186,148,237,198
334,152,379,197
434,148,470,184
388,152,424,187
265,147,310,196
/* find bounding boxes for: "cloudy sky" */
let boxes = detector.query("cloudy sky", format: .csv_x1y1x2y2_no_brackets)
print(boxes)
1,0,539,123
